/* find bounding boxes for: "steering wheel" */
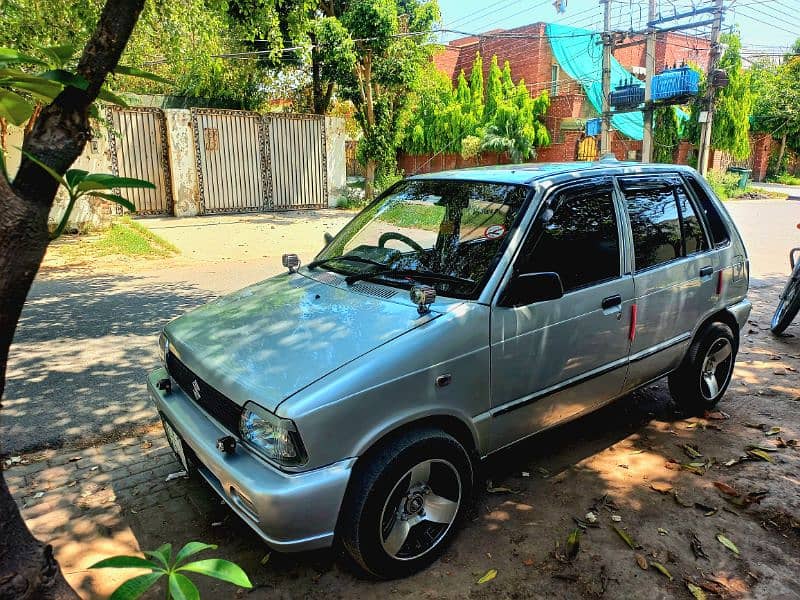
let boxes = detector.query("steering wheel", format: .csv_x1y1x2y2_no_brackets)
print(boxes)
378,231,425,254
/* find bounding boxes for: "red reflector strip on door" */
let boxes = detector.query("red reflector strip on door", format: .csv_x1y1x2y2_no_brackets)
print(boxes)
717,270,724,295
629,303,638,342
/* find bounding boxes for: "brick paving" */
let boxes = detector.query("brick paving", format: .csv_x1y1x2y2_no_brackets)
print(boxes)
3,432,232,598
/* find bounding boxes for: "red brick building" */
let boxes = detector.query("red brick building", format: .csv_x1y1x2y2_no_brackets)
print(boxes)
400,22,713,169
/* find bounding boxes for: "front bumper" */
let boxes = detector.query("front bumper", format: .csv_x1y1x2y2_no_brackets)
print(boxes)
147,368,354,552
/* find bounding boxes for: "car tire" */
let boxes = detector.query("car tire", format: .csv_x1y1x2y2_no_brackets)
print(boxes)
337,428,473,579
669,322,737,415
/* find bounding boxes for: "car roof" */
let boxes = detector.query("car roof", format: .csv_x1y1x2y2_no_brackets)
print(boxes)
408,160,697,185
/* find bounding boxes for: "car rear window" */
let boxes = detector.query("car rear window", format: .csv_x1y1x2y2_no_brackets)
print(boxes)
682,174,731,247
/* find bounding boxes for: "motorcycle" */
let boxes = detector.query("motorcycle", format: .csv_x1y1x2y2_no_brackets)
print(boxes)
770,223,800,335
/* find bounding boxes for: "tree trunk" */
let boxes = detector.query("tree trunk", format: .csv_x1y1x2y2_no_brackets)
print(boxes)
777,132,787,174
364,159,376,201
0,0,145,597
310,32,324,115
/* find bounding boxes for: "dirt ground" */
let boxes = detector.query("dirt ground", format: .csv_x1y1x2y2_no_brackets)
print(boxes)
6,200,800,599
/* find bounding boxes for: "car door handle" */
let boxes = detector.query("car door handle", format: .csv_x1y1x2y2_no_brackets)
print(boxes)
699,266,713,278
601,294,622,310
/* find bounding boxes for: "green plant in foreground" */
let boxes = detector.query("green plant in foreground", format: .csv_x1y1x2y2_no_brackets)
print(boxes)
20,149,153,239
89,541,252,600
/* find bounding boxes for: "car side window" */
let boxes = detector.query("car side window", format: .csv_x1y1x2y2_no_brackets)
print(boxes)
682,174,731,247
517,181,621,293
621,177,710,271
675,184,709,255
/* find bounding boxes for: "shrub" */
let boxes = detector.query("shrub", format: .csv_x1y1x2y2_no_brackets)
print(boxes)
705,170,740,199
461,135,482,160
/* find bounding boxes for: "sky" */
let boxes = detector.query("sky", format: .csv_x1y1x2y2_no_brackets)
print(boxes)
435,0,800,56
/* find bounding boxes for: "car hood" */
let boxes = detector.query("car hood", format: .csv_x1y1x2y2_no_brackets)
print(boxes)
165,272,440,412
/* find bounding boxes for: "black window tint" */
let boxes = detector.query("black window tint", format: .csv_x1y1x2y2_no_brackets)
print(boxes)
519,183,621,292
682,174,730,246
623,185,683,270
675,185,709,254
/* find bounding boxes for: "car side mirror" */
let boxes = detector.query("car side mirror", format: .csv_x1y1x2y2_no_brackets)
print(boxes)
500,272,564,307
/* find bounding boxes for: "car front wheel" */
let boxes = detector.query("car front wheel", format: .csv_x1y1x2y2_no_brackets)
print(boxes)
338,428,473,578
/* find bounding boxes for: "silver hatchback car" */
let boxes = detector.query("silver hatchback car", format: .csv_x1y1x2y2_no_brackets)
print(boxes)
149,162,750,578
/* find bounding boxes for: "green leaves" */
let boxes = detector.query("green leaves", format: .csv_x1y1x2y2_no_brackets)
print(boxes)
178,559,252,588
0,89,33,126
174,542,217,566
114,64,172,85
168,573,200,600
0,47,47,66
91,541,252,600
18,148,152,238
90,555,162,570
109,573,164,600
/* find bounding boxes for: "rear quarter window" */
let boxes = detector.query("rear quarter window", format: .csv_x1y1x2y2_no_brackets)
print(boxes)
682,174,731,247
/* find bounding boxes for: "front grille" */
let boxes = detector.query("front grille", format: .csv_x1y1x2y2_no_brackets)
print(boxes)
166,351,243,434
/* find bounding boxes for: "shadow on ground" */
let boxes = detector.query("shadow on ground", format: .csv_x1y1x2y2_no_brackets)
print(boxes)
2,273,216,455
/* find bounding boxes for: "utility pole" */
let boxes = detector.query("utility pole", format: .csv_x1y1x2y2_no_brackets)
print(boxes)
601,0,612,155
641,0,657,163
697,0,724,177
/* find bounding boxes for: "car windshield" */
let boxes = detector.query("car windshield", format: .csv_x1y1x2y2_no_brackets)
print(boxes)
313,179,530,299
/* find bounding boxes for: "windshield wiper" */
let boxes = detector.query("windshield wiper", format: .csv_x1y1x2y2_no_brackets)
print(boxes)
307,255,388,270
345,267,474,287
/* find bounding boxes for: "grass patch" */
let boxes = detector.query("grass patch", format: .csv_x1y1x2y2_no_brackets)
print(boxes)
95,217,179,257
770,173,800,186
45,217,178,267
378,203,445,230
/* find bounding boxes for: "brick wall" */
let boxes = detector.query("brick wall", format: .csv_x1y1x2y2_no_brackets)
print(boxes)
750,133,772,182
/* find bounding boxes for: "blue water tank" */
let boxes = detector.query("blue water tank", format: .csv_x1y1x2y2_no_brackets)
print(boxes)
651,66,700,101
609,83,645,109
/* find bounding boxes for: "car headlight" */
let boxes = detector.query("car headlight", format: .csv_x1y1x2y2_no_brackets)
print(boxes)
240,402,307,466
158,331,169,367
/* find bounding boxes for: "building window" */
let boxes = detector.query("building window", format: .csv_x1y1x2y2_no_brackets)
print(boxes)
550,64,560,97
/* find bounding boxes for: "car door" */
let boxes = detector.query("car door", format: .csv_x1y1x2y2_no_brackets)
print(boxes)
618,175,717,390
489,177,635,452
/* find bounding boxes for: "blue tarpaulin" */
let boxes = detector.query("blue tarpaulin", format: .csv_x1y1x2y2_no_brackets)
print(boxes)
546,23,644,140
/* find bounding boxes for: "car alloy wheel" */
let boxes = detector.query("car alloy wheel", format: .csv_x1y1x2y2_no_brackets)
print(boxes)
699,337,734,401
379,459,461,561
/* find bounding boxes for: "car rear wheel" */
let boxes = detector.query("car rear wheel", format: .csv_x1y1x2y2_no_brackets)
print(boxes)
338,428,473,579
669,322,737,415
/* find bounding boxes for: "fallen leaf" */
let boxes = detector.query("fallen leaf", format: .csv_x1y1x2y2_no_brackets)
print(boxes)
522,558,535,567
68,456,82,463
635,553,648,570
584,511,598,524
611,515,622,522
704,411,730,420
33,492,44,499
681,444,703,459
713,481,739,496
565,529,581,561
211,521,223,527
694,502,718,516
141,441,153,449
611,525,639,549
477,569,497,584
716,533,740,555
724,457,742,467
746,449,774,463
650,482,673,494
651,561,673,581
765,427,781,437
687,582,707,600
90,466,99,472
657,528,669,536
260,553,271,565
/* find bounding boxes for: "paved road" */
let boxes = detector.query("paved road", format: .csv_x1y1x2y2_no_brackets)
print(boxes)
1,199,798,455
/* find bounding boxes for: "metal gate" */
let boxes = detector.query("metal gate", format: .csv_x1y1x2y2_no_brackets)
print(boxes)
266,114,329,209
191,109,271,214
108,107,173,215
